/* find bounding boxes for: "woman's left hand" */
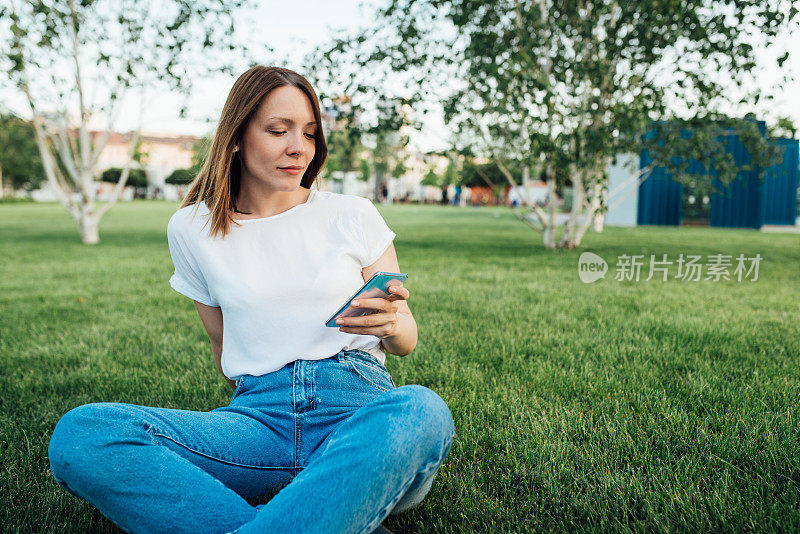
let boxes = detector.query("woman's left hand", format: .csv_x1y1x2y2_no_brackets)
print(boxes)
336,283,411,339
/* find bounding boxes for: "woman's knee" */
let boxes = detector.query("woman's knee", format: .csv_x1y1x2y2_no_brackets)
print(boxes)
48,402,144,486
393,385,456,458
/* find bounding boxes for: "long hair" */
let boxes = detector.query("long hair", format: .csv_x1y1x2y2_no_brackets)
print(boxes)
180,66,328,239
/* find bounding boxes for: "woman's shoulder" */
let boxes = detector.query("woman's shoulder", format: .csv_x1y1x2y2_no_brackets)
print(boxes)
316,189,373,209
167,201,212,237
310,189,373,213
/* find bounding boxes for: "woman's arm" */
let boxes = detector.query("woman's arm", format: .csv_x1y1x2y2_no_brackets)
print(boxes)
194,301,237,390
353,242,417,357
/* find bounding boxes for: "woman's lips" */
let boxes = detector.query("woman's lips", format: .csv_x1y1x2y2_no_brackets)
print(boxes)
278,167,302,175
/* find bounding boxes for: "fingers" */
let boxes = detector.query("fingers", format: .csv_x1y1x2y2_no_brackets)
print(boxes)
350,297,391,311
388,284,410,300
337,311,395,332
352,285,410,310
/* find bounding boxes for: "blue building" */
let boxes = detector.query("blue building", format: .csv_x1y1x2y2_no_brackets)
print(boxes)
637,135,799,229
605,133,799,229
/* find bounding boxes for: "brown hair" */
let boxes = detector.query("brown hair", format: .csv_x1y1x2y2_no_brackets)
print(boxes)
180,66,328,239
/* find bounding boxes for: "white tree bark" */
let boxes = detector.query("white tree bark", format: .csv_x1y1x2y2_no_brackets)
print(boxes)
574,181,604,246
543,166,558,249
11,0,144,244
592,181,607,233
559,166,584,248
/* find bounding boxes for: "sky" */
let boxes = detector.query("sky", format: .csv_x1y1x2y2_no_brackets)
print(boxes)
2,0,798,153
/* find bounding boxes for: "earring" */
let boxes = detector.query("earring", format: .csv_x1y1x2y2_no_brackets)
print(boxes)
233,145,239,152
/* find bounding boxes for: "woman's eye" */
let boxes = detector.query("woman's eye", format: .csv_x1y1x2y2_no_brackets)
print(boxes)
268,130,286,135
305,133,316,139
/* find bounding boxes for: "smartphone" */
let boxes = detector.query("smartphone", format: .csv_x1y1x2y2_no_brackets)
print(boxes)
325,271,409,327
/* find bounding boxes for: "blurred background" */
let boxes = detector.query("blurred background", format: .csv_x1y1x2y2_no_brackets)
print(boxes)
1,0,798,248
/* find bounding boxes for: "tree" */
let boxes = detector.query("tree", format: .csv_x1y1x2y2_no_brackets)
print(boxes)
0,0,257,243
189,136,213,176
419,165,441,187
319,95,365,179
0,112,46,195
165,168,195,185
641,116,782,202
304,50,417,201
100,166,147,198
310,0,797,248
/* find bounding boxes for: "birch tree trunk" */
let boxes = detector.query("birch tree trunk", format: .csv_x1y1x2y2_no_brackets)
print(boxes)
559,166,584,248
592,184,607,232
572,181,604,247
543,165,557,249
4,0,248,244
12,0,142,245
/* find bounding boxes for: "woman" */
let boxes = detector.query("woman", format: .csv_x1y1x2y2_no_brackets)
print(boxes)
47,66,456,534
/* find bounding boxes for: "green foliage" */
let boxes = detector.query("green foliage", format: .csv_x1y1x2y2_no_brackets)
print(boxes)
442,159,458,186
562,188,574,212
642,117,783,197
190,136,213,175
306,82,413,188
325,127,364,175
391,156,407,179
420,166,441,187
768,116,797,139
359,158,371,182
309,0,797,199
100,167,147,188
1,1,256,116
0,1,257,241
461,161,519,189
0,196,35,203
165,168,195,185
0,112,45,191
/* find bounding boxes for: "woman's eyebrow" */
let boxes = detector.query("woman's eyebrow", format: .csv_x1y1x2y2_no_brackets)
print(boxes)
265,116,317,127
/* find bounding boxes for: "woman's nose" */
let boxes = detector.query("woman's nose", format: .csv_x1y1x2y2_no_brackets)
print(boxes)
286,130,306,155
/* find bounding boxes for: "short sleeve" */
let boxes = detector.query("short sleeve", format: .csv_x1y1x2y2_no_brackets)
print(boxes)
166,213,219,307
355,198,396,267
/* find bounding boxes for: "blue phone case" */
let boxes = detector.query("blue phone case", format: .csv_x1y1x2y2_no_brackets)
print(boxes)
325,271,409,327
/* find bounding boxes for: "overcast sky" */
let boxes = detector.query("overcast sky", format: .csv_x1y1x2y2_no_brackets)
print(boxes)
2,0,798,153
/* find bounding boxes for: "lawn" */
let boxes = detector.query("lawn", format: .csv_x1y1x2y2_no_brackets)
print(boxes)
1,199,799,533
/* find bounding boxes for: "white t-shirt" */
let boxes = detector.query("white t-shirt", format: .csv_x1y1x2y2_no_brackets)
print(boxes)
166,188,396,381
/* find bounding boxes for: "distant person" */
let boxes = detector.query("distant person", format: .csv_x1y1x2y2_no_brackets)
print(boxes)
380,181,389,204
440,184,448,205
48,65,455,534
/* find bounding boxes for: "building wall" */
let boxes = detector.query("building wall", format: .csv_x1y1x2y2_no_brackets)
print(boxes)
605,154,639,227
93,131,199,190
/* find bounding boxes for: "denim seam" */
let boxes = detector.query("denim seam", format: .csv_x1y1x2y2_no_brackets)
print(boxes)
232,376,246,398
347,350,394,388
311,360,317,409
292,361,302,472
343,358,391,393
145,425,294,471
349,349,385,369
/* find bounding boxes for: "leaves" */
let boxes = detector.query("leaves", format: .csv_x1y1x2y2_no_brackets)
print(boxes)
0,0,260,242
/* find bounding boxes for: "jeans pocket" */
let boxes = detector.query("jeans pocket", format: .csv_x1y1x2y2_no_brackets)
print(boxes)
342,350,396,391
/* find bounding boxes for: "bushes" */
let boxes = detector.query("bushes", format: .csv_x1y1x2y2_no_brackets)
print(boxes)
100,167,147,188
165,168,195,185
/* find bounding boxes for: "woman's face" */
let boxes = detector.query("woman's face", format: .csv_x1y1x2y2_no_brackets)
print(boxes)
238,85,318,193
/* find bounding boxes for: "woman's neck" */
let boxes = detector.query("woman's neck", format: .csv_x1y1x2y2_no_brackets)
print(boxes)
233,186,311,219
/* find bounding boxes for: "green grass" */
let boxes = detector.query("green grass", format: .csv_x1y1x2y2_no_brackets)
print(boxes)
2,200,799,533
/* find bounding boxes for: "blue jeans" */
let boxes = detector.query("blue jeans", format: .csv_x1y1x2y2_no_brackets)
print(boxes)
47,348,456,534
